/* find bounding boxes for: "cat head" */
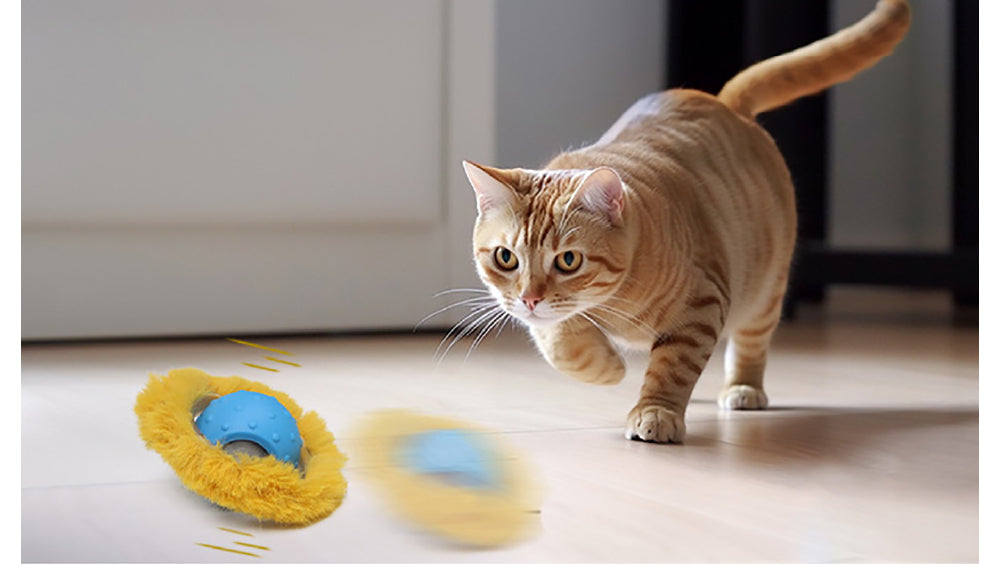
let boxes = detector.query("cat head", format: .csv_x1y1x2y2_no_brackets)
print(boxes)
463,160,631,328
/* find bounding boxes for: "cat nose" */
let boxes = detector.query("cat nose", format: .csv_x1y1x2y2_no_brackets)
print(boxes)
521,294,543,311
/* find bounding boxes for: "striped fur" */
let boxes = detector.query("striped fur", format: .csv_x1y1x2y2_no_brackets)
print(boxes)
463,1,910,443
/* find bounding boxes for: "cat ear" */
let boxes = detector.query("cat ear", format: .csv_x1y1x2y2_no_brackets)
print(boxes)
577,167,625,226
463,160,517,215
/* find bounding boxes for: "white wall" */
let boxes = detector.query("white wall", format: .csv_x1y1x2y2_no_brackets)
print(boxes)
829,0,952,250
494,0,666,169
21,0,496,339
493,0,952,251
22,0,446,227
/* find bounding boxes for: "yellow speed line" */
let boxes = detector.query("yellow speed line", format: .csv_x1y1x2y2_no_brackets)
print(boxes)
227,338,294,356
242,362,279,373
196,543,259,557
264,356,301,367
235,542,271,551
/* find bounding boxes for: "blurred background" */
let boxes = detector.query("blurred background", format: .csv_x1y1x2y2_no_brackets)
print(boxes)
21,0,976,340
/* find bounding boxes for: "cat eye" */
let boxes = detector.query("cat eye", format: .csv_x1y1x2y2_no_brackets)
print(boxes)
493,247,519,271
554,250,583,273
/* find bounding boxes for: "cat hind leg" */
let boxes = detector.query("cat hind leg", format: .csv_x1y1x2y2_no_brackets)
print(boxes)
717,291,784,410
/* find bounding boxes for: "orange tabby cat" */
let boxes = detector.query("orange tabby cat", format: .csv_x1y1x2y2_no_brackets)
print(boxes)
462,0,911,443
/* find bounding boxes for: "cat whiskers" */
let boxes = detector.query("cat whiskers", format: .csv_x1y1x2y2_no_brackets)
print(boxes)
493,311,513,339
433,302,501,361
464,307,512,361
573,299,659,340
547,297,616,340
593,306,659,339
434,301,512,363
432,288,492,298
577,310,615,341
415,294,496,330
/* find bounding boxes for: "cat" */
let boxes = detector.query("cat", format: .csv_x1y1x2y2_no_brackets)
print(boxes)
462,0,911,443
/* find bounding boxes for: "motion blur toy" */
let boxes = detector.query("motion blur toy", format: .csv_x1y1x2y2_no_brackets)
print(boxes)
352,410,540,547
135,368,346,525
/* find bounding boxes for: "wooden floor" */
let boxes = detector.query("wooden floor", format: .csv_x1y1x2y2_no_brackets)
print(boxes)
21,289,979,562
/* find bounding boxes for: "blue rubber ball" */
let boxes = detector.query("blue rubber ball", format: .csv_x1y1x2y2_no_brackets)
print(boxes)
195,390,303,468
400,429,500,490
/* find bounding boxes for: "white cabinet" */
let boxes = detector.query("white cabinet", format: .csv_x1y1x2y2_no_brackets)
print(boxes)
22,0,492,339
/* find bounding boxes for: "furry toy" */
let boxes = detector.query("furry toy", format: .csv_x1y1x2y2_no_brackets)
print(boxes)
134,368,347,525
351,410,540,547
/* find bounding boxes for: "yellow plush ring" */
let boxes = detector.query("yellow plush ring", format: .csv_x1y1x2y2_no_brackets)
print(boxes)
351,410,540,547
134,368,347,525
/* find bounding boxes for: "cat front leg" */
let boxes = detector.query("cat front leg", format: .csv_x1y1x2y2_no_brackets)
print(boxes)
626,317,721,443
530,321,625,385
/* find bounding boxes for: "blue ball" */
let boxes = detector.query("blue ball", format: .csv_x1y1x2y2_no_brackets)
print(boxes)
195,390,303,468
400,429,500,490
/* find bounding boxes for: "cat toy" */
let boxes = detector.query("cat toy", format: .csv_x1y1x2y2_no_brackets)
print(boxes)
351,410,540,547
134,368,347,525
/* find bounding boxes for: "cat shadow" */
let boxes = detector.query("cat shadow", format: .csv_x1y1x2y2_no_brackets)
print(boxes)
679,405,979,486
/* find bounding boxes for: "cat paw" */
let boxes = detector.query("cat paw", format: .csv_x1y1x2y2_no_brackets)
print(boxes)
625,403,686,443
717,385,769,410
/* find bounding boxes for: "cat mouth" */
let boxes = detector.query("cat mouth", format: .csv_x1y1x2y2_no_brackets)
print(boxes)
512,309,570,327
499,298,576,327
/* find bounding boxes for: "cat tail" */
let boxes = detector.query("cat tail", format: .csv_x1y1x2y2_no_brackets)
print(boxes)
718,0,911,119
